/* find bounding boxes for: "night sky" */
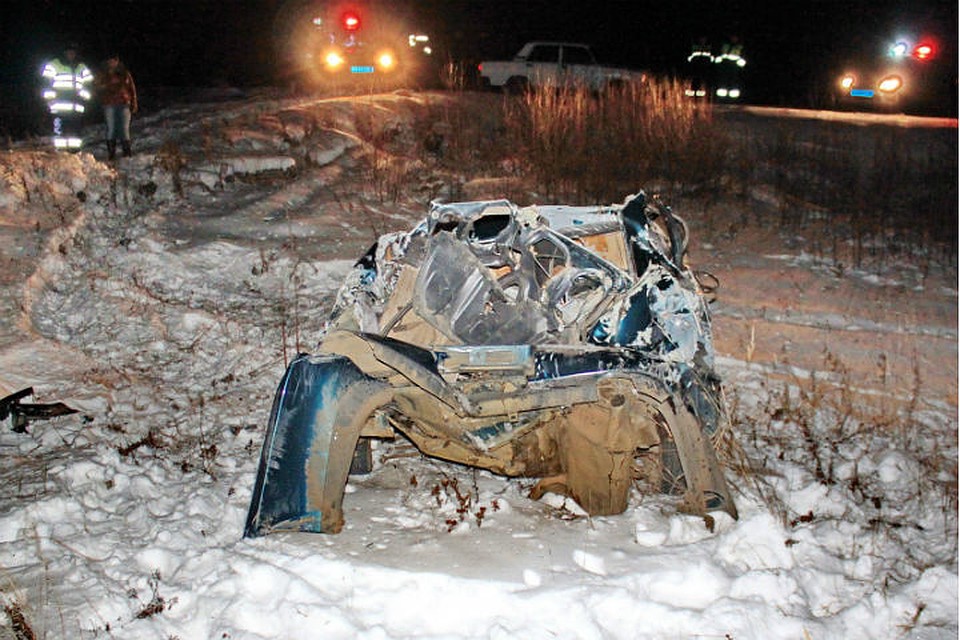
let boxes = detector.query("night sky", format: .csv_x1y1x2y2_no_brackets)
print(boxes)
1,0,957,110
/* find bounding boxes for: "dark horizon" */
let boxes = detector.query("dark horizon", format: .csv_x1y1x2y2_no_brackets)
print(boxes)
2,0,956,112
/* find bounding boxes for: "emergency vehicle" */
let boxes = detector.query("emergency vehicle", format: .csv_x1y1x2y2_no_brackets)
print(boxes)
833,36,947,112
279,1,435,89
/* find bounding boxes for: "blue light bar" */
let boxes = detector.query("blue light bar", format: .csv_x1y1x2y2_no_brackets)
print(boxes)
351,66,375,74
850,89,874,98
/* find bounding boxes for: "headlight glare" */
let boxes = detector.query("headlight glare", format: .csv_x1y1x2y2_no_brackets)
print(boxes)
377,52,396,70
878,75,902,93
325,51,345,69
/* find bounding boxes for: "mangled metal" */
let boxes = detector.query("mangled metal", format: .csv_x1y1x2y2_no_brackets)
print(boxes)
1,387,77,433
245,191,736,537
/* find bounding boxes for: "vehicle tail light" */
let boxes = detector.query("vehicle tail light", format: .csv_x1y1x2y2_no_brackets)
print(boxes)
913,43,934,60
342,12,360,31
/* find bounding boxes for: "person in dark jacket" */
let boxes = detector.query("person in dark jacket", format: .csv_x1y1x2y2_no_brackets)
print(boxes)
95,54,138,159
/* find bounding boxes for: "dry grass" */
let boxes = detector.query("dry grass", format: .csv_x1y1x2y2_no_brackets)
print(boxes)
502,78,726,203
343,84,954,276
348,78,728,207
2,601,36,640
731,122,958,271
722,352,958,581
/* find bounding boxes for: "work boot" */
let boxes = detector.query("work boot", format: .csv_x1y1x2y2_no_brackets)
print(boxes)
121,140,132,157
106,140,117,161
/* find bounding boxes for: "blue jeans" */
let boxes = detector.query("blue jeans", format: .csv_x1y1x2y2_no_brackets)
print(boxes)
103,104,131,141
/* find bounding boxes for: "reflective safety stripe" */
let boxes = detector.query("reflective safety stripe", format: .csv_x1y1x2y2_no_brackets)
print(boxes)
43,60,94,114
44,62,94,87
52,76,94,90
714,54,746,67
715,87,741,99
49,102,84,113
53,137,83,149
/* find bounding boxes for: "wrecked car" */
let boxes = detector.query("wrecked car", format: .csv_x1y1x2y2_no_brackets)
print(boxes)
245,192,737,537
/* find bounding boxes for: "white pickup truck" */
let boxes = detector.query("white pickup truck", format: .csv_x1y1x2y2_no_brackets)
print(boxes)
478,42,644,92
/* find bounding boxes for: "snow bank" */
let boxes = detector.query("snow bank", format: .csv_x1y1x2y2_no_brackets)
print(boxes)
0,91,955,640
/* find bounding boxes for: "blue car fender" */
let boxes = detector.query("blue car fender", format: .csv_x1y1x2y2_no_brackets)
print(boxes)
244,354,393,537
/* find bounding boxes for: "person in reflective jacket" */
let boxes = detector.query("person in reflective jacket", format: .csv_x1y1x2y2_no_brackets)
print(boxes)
95,54,138,160
40,44,94,150
713,36,746,100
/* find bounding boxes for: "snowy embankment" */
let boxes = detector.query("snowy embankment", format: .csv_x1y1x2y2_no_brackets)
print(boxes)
0,91,956,639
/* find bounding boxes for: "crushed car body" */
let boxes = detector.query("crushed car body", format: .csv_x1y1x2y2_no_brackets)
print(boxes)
245,192,737,537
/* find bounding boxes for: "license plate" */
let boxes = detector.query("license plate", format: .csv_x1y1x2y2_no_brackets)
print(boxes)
850,89,874,98
351,66,375,74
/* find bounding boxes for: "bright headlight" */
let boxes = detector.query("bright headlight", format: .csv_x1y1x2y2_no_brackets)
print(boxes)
840,75,855,90
325,51,345,69
878,75,902,93
377,52,396,70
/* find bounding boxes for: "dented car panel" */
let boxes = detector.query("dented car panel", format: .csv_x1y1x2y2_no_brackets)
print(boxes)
245,192,736,537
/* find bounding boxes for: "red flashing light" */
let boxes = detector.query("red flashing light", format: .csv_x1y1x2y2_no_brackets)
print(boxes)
342,12,360,31
913,43,934,60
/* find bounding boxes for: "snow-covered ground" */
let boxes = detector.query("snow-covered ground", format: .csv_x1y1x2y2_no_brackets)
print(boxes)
0,90,956,639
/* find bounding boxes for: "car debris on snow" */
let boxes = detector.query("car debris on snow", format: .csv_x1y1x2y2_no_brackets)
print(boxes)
0,387,77,433
245,191,737,536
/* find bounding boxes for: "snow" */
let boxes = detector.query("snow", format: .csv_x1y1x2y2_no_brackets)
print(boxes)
0,90,956,639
